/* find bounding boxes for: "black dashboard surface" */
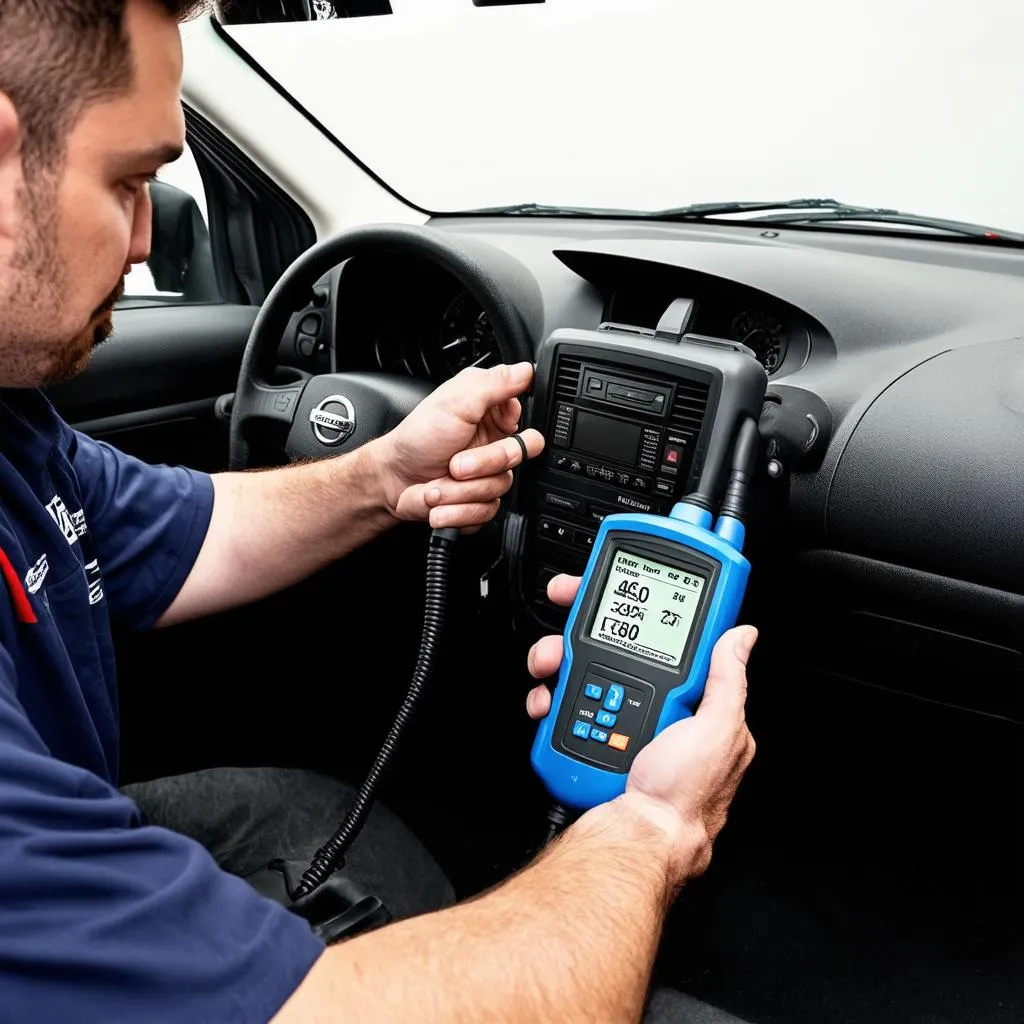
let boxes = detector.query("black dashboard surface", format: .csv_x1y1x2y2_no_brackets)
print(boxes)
324,216,1024,714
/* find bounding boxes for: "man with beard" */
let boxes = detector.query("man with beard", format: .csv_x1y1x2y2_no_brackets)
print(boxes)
0,2,758,1022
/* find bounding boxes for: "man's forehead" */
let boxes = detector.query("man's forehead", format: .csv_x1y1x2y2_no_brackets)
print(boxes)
74,92,186,171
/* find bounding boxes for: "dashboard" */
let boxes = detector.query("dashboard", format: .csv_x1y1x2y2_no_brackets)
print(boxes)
334,246,815,382
312,216,1024,722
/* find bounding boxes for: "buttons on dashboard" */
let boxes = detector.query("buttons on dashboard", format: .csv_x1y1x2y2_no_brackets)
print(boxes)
538,516,595,552
639,427,662,473
299,314,322,336
660,441,686,480
548,455,653,495
538,517,572,543
553,403,574,448
545,492,581,514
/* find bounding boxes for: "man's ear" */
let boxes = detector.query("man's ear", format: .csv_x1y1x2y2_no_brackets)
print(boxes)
0,92,23,242
0,92,18,158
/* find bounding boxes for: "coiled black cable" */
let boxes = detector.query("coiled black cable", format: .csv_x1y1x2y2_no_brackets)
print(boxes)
291,527,461,899
543,803,571,846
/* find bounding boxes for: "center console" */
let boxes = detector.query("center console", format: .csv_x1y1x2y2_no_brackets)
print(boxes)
514,324,767,629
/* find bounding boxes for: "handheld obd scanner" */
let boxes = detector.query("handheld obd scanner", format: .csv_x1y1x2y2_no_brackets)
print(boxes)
530,418,760,810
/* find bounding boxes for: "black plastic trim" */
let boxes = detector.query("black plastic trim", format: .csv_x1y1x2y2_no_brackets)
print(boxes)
71,399,217,436
185,104,317,301
790,549,1023,722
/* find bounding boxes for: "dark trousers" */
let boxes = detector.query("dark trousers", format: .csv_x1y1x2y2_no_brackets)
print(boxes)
125,767,749,1024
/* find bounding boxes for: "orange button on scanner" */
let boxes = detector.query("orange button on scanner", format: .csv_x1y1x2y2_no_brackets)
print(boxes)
608,733,629,751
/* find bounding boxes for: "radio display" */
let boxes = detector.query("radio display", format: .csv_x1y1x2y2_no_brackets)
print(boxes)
589,549,707,666
572,411,641,466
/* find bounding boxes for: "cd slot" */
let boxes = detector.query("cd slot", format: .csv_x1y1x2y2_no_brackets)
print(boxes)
581,367,671,416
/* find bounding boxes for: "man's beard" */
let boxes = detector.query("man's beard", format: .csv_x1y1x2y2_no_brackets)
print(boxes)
89,277,125,348
43,276,125,384
0,179,124,387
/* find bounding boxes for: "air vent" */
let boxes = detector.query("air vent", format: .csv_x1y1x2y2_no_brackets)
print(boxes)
553,356,583,401
669,378,711,436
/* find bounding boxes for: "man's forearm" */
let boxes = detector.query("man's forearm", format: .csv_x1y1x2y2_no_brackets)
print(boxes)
274,794,694,1024
158,441,394,626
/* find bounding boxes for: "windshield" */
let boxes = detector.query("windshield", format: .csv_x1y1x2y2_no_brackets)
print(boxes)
218,0,1024,234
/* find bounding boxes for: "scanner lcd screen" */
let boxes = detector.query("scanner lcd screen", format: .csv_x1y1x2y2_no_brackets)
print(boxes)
589,549,707,666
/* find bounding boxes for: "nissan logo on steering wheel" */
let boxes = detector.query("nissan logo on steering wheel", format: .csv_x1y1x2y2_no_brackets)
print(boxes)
309,395,356,446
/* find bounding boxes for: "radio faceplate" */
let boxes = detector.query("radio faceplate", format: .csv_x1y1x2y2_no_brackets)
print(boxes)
516,327,767,629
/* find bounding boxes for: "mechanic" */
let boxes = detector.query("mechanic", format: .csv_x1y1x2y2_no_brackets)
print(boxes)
0,2,758,1022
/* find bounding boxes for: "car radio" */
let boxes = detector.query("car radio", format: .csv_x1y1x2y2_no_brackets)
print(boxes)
548,364,703,503
516,325,766,627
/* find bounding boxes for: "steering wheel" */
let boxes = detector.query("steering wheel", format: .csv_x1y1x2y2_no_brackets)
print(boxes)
228,223,537,470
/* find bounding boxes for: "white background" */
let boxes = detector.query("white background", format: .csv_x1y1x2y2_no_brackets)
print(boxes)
228,0,1024,232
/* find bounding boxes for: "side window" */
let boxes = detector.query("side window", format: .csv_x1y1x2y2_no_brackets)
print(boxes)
122,143,221,305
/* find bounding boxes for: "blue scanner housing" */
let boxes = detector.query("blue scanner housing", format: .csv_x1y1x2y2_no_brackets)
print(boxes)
530,501,750,810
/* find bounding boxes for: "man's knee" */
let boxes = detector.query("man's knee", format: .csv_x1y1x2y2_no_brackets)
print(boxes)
124,766,455,921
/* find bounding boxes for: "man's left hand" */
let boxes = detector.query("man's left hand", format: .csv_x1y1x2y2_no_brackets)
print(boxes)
374,361,545,529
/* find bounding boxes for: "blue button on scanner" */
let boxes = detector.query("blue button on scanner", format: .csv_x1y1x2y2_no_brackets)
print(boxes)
603,684,625,712
584,682,603,701
590,727,609,743
595,710,617,728
572,720,591,740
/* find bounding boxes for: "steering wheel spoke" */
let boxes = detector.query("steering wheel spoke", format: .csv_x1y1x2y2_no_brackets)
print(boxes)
248,380,308,428
228,378,309,464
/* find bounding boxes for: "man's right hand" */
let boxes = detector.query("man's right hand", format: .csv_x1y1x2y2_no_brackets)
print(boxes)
526,573,757,888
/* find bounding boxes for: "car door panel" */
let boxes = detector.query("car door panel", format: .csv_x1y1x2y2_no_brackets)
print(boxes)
46,304,258,472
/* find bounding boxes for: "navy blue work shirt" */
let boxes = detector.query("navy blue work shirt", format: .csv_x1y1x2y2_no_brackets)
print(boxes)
0,390,323,1023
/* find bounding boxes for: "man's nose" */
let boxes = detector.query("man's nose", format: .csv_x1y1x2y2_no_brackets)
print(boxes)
126,184,154,269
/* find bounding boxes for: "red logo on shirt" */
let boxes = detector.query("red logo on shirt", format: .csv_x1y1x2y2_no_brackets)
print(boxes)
0,546,38,624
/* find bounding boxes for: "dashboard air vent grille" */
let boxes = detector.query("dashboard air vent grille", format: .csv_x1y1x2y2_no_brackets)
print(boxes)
553,356,583,401
670,379,711,436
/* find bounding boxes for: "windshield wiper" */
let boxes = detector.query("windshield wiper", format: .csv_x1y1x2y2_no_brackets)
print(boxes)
651,197,1024,244
460,201,643,218
462,197,1024,245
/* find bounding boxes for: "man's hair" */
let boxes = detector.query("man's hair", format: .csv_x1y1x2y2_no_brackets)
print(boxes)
0,0,204,171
